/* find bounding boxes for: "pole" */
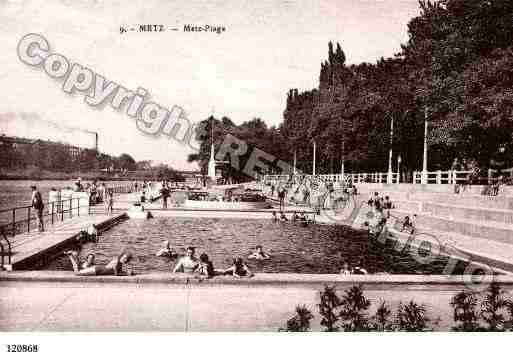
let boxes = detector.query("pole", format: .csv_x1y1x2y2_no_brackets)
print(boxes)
312,140,316,176
387,116,394,184
293,150,297,176
12,209,15,237
341,139,345,183
397,155,402,184
421,106,428,184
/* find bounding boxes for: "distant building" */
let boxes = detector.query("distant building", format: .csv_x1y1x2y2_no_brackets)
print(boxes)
0,134,88,169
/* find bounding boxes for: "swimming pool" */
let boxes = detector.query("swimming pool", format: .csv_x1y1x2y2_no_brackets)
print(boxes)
41,217,478,275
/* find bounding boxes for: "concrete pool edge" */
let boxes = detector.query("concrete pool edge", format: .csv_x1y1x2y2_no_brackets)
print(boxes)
1,271,512,287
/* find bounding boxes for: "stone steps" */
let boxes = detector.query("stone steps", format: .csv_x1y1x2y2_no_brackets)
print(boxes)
390,209,513,246
421,201,513,224
357,190,513,210
409,192,513,210
383,222,513,274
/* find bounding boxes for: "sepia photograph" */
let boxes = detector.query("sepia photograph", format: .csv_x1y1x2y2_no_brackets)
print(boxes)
1,0,513,354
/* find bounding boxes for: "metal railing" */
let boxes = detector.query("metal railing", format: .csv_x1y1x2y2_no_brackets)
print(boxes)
110,183,136,194
0,197,89,238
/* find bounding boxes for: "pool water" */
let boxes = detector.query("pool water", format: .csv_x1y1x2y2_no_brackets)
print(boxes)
42,217,476,275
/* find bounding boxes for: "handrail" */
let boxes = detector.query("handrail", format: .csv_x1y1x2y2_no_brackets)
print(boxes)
0,183,138,238
0,197,87,238
0,184,136,215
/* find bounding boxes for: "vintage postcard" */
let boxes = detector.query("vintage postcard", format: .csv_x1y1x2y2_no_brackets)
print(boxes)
1,0,513,353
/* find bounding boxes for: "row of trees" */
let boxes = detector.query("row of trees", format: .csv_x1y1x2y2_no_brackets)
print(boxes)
189,0,513,179
0,137,184,181
281,282,513,332
0,139,138,172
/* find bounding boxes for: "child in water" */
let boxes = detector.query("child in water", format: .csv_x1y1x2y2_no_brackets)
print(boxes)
155,240,178,258
196,253,216,278
352,260,368,275
248,245,271,260
340,262,351,275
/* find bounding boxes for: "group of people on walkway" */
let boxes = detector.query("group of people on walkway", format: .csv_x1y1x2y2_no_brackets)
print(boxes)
367,192,394,218
366,191,417,235
30,179,116,233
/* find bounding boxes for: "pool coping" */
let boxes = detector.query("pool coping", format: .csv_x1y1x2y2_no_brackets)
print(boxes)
1,270,513,286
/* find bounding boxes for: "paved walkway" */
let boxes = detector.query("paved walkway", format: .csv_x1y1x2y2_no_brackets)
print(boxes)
4,274,511,331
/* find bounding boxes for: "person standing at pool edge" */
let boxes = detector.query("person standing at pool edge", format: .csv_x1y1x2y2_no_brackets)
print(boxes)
31,185,44,232
278,186,287,211
160,183,170,209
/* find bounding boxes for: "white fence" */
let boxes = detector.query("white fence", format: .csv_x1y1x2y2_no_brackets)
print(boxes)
412,169,513,184
264,168,513,185
263,172,398,185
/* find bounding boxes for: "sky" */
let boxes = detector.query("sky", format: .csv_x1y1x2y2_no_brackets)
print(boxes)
0,0,421,170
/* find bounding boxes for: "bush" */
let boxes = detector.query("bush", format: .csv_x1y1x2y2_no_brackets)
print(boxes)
318,285,341,332
481,282,510,331
279,305,314,332
395,301,431,332
338,285,371,331
371,301,394,331
451,291,481,331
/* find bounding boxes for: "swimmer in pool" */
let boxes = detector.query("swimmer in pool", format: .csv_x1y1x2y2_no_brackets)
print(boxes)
173,246,199,273
247,245,271,260
352,260,368,275
65,250,133,276
156,240,177,258
340,262,351,275
297,211,309,227
224,257,253,278
64,251,95,270
195,253,216,278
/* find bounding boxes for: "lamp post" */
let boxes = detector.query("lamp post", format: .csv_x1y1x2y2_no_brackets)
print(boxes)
387,115,394,184
341,139,345,180
312,140,316,176
397,155,402,184
293,149,297,176
421,106,429,184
